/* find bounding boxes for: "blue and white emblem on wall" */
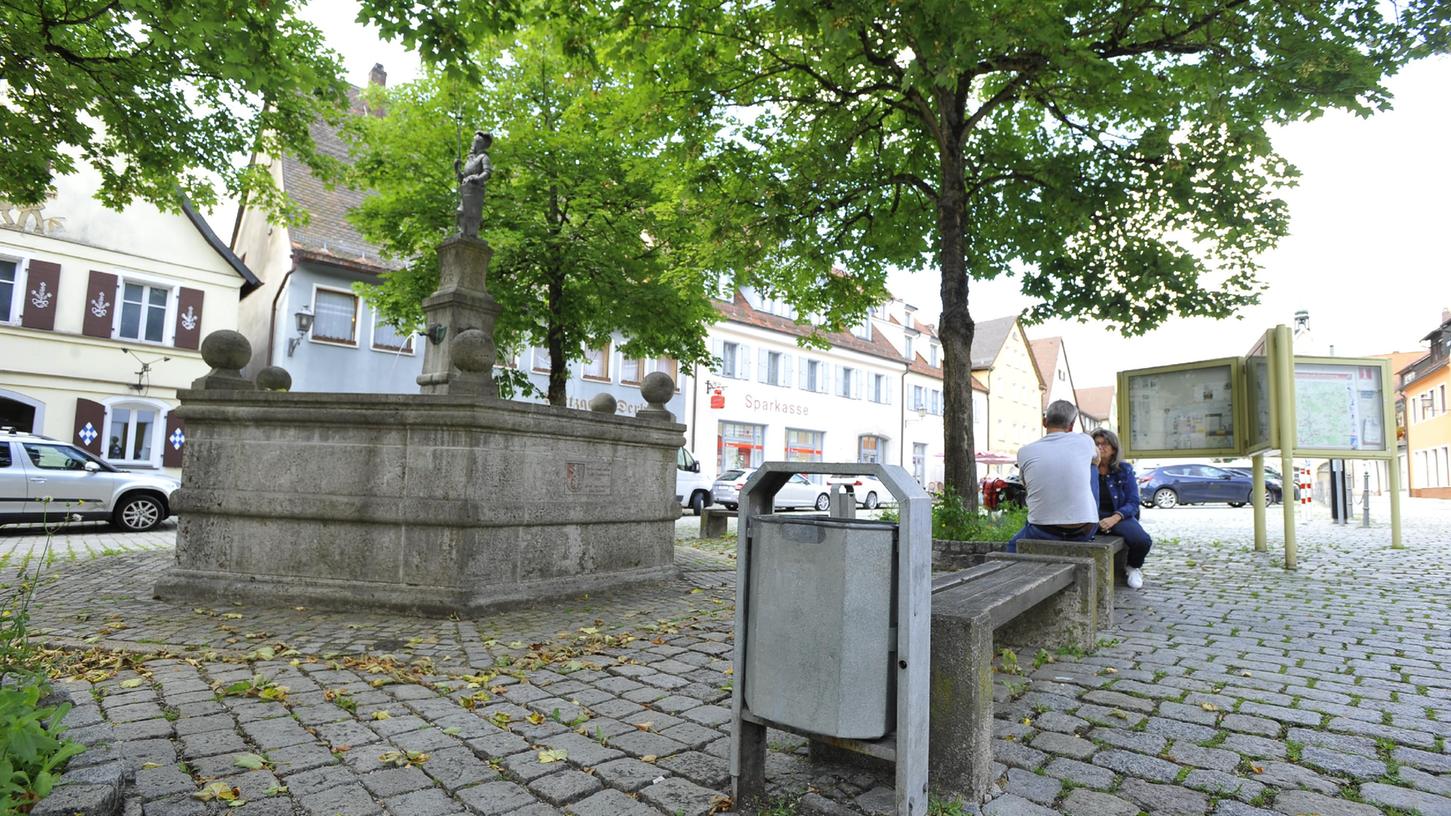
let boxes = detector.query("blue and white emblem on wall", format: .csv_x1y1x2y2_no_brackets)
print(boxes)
78,422,97,446
169,428,186,450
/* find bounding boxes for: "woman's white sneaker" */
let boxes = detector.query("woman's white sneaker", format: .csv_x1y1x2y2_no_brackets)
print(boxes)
1126,567,1144,589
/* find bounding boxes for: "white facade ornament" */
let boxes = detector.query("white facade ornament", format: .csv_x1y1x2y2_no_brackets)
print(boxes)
90,290,111,318
29,281,53,310
180,305,198,331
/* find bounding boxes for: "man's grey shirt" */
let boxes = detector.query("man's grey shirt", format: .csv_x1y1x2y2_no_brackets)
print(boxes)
1017,432,1098,525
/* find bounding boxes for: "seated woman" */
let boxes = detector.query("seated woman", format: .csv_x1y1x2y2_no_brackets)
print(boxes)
1091,429,1152,589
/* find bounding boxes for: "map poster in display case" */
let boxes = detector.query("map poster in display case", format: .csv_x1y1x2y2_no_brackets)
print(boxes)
1292,358,1391,457
1118,358,1243,458
1244,330,1275,453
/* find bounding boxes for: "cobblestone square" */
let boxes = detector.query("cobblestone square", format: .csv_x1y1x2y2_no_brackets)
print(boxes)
11,497,1451,815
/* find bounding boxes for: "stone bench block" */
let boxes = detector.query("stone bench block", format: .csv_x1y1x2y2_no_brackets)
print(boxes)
699,508,736,538
1016,535,1124,628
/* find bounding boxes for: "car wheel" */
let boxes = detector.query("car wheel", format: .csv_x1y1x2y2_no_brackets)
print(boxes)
114,494,165,532
1267,489,1280,506
864,492,880,510
814,493,830,511
689,492,707,516
1152,488,1179,509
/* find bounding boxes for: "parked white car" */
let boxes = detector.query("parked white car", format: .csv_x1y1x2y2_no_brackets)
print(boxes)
676,448,714,516
826,475,894,510
711,468,831,512
0,430,180,531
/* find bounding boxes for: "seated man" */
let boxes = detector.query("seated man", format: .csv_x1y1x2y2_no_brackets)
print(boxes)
1006,400,1099,552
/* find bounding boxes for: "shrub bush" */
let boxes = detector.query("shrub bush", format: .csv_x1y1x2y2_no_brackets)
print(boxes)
880,491,1027,542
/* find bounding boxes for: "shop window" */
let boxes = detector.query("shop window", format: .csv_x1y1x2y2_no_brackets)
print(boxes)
785,428,824,465
117,281,171,343
311,287,359,345
719,421,765,470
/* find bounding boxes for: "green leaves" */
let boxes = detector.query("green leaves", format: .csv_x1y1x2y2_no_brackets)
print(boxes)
0,684,86,813
0,1,347,216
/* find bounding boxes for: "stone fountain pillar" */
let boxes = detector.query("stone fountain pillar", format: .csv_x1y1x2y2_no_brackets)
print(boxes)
416,235,502,396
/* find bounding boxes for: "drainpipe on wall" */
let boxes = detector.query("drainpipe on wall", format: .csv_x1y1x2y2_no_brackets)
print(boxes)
266,263,299,369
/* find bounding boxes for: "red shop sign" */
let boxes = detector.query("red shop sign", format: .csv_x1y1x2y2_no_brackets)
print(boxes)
709,388,725,409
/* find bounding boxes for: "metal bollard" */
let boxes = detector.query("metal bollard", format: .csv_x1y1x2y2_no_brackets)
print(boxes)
1362,470,1371,528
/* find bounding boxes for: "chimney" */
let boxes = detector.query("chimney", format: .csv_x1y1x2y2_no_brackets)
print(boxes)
369,63,387,87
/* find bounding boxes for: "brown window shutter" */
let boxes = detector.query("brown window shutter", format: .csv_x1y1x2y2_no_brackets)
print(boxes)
82,270,119,338
73,398,106,455
20,260,61,330
162,411,186,467
173,287,205,349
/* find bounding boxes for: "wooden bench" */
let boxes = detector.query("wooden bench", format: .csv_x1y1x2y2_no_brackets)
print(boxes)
1015,535,1125,628
927,554,1099,801
699,506,736,538
810,553,1097,802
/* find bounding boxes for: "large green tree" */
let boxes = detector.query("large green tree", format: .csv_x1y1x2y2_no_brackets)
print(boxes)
0,0,349,217
592,0,1448,504
343,29,719,404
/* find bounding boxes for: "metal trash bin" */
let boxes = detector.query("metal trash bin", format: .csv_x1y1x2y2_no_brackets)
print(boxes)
744,514,896,739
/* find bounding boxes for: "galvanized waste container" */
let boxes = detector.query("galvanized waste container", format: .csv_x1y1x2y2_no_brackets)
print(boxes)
744,514,896,739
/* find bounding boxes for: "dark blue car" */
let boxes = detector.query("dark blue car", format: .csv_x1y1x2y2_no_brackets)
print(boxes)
1139,464,1282,509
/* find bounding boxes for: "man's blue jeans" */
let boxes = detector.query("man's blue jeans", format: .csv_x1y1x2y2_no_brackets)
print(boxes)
1006,522,1096,553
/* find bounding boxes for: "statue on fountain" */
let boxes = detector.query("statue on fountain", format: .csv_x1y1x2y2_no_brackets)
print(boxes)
455,130,493,239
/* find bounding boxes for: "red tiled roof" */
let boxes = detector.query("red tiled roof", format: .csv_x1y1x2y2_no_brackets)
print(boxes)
1075,385,1115,420
714,294,907,365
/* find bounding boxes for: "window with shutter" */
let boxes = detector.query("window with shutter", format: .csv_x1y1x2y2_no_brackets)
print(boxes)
117,281,171,343
0,259,18,323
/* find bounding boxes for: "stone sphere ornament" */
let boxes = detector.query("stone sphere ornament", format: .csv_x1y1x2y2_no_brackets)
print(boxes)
200,330,252,371
589,393,618,414
640,372,675,406
256,366,293,392
450,328,494,372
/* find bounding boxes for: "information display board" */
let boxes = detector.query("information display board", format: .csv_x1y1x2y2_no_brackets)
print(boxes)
1293,358,1390,456
1119,358,1242,457
1244,331,1274,453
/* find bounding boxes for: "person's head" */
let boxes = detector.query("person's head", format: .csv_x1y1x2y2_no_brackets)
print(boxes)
1043,400,1078,432
1092,428,1122,469
472,131,493,152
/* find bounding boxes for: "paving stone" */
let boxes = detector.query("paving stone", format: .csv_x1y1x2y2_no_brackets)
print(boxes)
799,791,861,816
678,705,730,727
1298,746,1387,779
113,720,176,741
1359,781,1451,816
1083,689,1157,713
419,745,498,793
172,714,233,736
1160,701,1221,726
133,765,194,799
1394,746,1451,773
593,758,666,792
982,793,1058,816
1059,788,1139,816
1145,718,1219,743
1221,714,1282,737
540,731,626,766
606,730,686,760
1117,777,1210,816
1284,727,1379,757
240,717,314,750
1400,765,1451,797
993,739,1048,770
32,782,123,816
1030,729,1097,760
359,765,432,798
590,699,646,719
465,730,531,760
297,781,385,816
1033,711,1090,734
382,786,461,816
1043,757,1117,790
1211,803,1278,816
267,741,337,775
529,769,603,805
656,721,719,749
1004,767,1061,805
1089,727,1167,755
1270,789,1381,816
1167,742,1241,772
141,795,207,816
567,787,664,816
506,750,572,782
1091,749,1182,782
179,729,247,759
656,750,728,788
1182,769,1266,802
1219,733,1287,759
280,764,355,795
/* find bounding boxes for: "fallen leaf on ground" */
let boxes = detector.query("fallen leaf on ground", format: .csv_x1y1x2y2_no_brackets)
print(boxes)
538,749,567,763
233,753,267,770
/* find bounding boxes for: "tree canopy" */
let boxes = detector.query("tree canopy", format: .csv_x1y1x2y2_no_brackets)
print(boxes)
342,28,720,404
0,0,349,218
599,0,1449,502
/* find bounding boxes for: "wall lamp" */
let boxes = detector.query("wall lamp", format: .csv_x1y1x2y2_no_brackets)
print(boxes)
287,305,314,356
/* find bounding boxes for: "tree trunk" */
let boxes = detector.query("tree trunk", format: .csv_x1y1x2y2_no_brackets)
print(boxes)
546,273,567,406
934,95,979,509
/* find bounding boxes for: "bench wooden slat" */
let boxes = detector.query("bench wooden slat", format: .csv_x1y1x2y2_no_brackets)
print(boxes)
930,561,1013,594
934,561,1076,631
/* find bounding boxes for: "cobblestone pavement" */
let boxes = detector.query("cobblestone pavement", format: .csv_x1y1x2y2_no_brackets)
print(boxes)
0,517,177,561
13,496,1451,816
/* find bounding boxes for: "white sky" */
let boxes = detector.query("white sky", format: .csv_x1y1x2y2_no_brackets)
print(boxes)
302,3,1450,389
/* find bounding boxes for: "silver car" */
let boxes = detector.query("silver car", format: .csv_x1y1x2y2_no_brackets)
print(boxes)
711,468,831,512
0,430,180,531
